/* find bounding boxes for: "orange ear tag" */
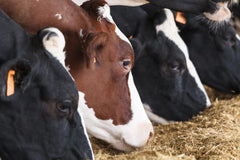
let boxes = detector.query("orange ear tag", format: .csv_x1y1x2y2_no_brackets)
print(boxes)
176,12,186,24
6,70,15,96
129,35,133,39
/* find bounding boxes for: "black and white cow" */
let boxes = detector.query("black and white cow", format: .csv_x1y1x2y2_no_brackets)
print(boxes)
72,0,232,24
0,9,93,160
178,14,240,94
111,6,211,122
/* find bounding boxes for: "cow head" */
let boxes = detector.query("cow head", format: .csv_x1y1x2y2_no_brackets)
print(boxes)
129,9,210,122
179,15,240,94
0,9,93,160
68,0,153,151
102,0,232,25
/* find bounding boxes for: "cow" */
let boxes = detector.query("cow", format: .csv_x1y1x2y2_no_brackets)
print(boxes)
177,13,240,94
110,5,211,123
72,0,232,25
0,0,154,151
0,9,93,160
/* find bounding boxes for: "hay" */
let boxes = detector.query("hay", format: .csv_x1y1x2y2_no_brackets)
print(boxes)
91,87,240,159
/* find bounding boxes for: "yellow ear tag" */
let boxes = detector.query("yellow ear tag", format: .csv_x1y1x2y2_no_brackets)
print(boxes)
176,12,186,24
6,70,15,96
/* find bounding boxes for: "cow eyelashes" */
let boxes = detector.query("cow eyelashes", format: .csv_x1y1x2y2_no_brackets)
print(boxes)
56,100,73,116
168,60,185,75
120,59,132,72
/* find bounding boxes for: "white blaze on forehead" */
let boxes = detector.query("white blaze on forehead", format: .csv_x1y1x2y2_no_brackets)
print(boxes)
98,4,131,45
203,2,231,22
155,9,211,106
78,72,153,151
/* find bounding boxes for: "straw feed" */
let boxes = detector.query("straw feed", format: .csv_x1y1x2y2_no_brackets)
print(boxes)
91,87,240,160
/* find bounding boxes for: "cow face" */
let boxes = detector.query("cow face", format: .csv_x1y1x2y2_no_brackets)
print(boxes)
180,19,240,94
71,1,153,151
0,10,93,160
131,9,210,122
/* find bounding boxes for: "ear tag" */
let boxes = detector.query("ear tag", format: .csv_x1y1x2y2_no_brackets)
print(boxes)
6,70,15,96
129,35,133,39
176,12,186,24
93,57,96,64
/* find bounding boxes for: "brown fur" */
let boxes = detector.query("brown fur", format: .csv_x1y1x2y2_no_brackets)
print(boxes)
0,0,134,125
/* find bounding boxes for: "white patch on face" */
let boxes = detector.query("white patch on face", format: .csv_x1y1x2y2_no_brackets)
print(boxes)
203,2,231,22
155,9,211,106
78,72,153,151
98,4,131,45
55,13,62,20
143,104,174,124
237,34,240,41
232,0,239,4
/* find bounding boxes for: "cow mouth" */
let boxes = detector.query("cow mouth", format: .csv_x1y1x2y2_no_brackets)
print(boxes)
120,130,153,152
120,139,137,152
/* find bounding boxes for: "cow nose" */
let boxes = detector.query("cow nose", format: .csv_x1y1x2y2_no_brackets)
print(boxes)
123,122,154,148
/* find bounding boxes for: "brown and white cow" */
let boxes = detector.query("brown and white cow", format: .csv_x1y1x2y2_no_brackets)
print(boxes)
0,0,153,151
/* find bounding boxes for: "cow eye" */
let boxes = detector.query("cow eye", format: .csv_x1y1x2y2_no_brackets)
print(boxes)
168,60,185,75
56,100,72,115
120,59,132,72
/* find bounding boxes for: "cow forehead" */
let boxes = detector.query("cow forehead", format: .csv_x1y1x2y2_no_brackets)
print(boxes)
155,9,188,56
155,9,211,106
98,4,131,45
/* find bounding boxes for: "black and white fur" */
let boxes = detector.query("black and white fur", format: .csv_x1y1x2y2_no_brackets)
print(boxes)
111,5,211,122
0,9,93,160
178,13,240,94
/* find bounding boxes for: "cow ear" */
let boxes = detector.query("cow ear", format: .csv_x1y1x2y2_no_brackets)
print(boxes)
39,27,66,66
84,32,108,68
0,60,31,97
